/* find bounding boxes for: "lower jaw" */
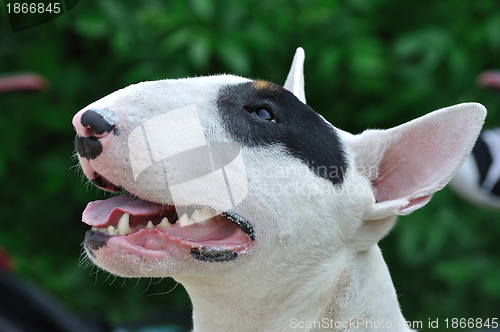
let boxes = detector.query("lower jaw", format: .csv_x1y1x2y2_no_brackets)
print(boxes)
84,227,254,263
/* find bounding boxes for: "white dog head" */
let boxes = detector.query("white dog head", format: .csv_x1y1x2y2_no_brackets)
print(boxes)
73,49,485,329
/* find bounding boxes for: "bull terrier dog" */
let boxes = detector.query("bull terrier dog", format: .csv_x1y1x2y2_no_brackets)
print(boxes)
73,48,486,332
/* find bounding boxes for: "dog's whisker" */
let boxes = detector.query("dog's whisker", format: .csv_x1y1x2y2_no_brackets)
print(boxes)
146,282,179,297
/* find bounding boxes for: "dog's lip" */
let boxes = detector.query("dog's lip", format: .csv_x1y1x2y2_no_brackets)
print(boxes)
85,227,253,262
91,172,124,192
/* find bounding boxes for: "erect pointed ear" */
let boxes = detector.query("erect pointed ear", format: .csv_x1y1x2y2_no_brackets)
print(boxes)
284,47,306,104
349,103,486,221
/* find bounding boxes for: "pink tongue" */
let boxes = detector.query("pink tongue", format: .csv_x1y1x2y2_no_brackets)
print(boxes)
82,193,162,227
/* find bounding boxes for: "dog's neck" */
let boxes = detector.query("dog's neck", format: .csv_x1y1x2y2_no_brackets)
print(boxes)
177,245,412,332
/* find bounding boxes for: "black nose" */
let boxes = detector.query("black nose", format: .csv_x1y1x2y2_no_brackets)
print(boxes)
80,109,116,136
74,109,117,160
75,135,102,160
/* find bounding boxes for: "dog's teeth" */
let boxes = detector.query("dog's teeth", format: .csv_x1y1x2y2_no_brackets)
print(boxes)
178,213,189,227
107,225,117,235
191,208,217,223
179,213,195,227
159,217,172,228
146,220,154,229
117,213,133,235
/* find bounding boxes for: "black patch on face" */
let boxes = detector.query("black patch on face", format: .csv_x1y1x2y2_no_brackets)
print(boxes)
84,230,110,257
80,109,115,135
75,135,103,160
190,247,238,262
217,81,348,185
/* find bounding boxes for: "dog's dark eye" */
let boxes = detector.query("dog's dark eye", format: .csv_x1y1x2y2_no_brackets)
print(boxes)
250,108,276,122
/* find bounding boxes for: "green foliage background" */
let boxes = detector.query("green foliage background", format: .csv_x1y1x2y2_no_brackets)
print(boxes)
1,0,500,329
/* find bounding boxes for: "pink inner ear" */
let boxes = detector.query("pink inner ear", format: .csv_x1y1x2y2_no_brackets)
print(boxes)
372,120,469,204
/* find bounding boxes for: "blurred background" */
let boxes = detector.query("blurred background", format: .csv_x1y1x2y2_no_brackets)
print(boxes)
1,0,499,330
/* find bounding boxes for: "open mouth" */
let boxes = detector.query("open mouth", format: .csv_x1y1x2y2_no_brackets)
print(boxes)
83,190,255,262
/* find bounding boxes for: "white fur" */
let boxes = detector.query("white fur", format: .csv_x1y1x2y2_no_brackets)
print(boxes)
284,47,306,104
74,50,487,332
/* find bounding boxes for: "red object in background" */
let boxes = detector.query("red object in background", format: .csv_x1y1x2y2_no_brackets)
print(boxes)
0,72,47,271
478,70,500,91
0,73,48,93
0,245,13,271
